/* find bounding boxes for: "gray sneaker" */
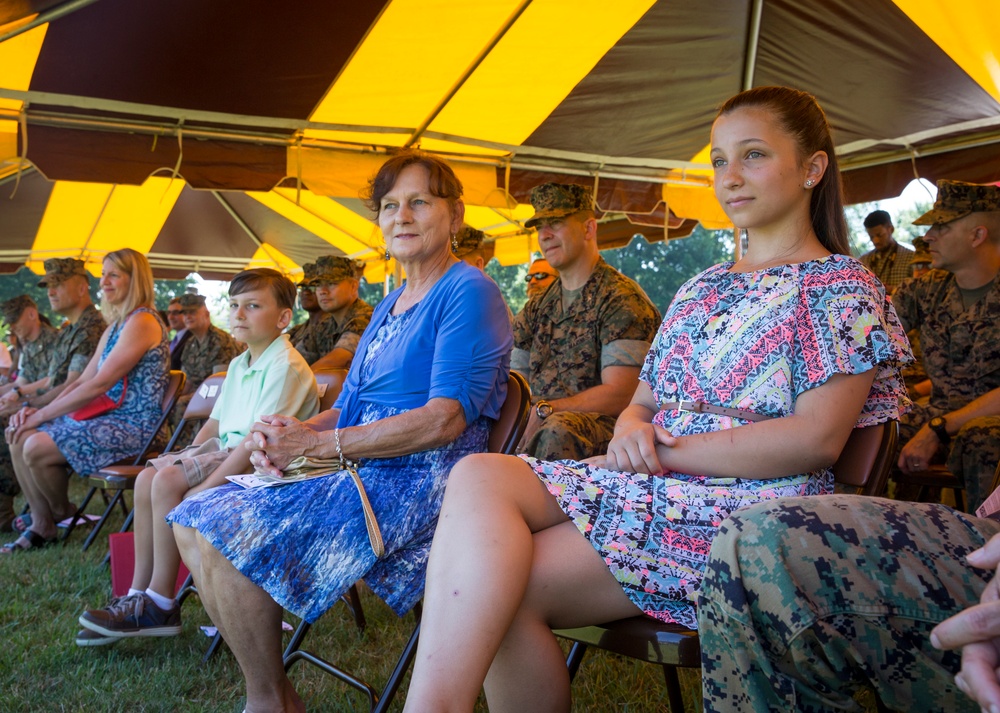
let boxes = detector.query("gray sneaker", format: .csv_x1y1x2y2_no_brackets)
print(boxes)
75,628,119,647
79,592,181,638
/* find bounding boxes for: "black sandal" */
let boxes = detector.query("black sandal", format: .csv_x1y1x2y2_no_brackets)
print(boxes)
0,529,57,554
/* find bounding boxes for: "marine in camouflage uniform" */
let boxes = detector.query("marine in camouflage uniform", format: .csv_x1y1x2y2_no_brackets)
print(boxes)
859,210,915,295
0,296,59,499
287,260,332,363
301,255,373,365
699,495,1000,713
179,323,242,389
892,181,1000,512
514,182,660,461
513,258,660,459
38,304,105,400
171,294,243,436
34,258,106,401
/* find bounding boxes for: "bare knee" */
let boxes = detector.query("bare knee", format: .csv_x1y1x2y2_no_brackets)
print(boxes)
448,454,534,497
149,464,190,501
134,466,157,498
22,434,64,470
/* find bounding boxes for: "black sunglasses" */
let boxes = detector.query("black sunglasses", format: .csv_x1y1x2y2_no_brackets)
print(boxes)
525,272,555,283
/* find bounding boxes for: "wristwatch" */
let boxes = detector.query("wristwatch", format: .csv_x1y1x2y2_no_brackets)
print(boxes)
928,416,950,444
535,400,554,420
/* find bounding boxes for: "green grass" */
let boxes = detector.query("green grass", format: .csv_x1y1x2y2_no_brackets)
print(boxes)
1,479,701,712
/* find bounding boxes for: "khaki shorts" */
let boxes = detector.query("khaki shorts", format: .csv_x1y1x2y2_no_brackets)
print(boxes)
146,437,232,488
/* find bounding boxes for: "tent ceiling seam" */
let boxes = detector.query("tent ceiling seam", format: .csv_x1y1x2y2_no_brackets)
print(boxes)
403,0,534,148
0,0,102,44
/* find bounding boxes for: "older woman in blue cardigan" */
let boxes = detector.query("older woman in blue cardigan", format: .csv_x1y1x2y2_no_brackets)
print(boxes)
169,151,512,713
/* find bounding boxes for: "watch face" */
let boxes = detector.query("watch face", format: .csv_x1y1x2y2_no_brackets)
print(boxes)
537,402,553,418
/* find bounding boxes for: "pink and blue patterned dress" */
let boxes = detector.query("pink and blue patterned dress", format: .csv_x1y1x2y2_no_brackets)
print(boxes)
40,307,169,475
522,255,912,628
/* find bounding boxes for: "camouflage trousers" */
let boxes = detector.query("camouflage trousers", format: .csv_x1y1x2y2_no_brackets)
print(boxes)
899,402,1000,513
0,414,19,497
520,411,616,461
699,495,1000,712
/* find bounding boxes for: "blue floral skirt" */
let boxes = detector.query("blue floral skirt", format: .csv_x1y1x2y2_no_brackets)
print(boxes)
167,404,490,622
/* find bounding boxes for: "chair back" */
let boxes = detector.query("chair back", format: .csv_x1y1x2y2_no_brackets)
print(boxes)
119,369,187,466
831,420,898,497
161,372,227,453
312,368,348,412
160,370,187,416
488,371,531,455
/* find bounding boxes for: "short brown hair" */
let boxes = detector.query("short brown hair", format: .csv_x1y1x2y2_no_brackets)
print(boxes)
363,150,463,215
229,268,296,311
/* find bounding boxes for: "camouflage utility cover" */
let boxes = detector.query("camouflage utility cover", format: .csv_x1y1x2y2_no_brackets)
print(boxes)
1,294,37,326
524,182,594,228
453,226,485,258
313,255,361,283
37,257,88,287
913,179,1000,225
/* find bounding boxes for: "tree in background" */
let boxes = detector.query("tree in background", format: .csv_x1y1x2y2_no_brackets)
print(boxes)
601,227,735,314
154,277,198,309
484,226,734,316
0,269,196,340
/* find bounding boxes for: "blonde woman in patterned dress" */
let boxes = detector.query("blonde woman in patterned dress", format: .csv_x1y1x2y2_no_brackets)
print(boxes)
402,86,913,712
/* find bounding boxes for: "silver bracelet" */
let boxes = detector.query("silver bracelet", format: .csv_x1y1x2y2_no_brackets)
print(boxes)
335,427,344,462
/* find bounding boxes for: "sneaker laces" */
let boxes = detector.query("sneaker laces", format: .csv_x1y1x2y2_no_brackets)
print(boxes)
103,592,148,621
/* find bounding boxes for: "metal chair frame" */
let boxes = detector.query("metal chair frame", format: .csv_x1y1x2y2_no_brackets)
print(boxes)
61,370,187,550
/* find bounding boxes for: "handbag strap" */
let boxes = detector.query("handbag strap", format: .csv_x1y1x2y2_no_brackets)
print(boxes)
343,463,384,558
279,456,384,558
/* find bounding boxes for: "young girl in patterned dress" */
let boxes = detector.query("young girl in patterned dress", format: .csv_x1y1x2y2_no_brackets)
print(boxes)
402,86,913,712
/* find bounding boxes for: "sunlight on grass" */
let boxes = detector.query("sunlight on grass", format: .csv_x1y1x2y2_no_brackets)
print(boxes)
1,479,689,712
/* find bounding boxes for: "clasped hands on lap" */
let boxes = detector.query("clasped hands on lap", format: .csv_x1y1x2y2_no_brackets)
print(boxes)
5,406,41,445
245,411,339,476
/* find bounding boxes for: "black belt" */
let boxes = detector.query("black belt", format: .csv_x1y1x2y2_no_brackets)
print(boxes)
660,400,775,423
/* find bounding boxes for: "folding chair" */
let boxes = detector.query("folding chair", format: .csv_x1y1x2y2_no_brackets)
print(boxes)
554,420,899,713
74,372,224,551
281,370,532,712
312,367,349,412
61,370,186,550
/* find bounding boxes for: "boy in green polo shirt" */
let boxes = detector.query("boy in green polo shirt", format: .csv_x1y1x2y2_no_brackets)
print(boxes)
76,268,319,644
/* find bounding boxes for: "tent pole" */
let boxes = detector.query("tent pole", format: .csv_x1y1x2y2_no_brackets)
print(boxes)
0,0,103,44
741,0,765,90
210,191,283,271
